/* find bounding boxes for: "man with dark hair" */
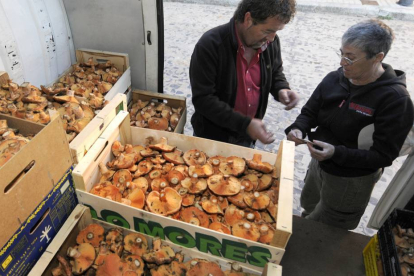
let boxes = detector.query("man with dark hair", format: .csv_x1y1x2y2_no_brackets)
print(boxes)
189,0,299,147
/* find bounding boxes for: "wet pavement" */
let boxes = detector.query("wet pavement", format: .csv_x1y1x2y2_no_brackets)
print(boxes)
163,1,414,235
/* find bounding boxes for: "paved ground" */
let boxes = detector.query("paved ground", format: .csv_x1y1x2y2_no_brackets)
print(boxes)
162,1,414,235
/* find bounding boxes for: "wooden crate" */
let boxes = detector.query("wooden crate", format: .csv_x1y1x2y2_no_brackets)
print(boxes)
130,89,187,134
73,111,294,271
28,205,282,276
48,48,131,101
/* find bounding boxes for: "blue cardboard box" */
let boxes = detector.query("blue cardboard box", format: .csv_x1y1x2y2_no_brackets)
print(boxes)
0,167,77,276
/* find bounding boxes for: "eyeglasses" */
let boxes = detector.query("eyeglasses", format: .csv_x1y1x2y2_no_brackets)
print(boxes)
336,51,367,66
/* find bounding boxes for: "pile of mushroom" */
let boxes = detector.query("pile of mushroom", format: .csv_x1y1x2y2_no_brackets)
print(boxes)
0,119,33,167
90,137,279,244
51,223,256,276
129,100,183,132
0,57,123,142
393,224,414,276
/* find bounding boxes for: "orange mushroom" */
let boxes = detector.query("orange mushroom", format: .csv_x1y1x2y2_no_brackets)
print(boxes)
219,156,246,177
148,117,169,131
209,222,231,235
150,261,187,276
180,206,210,228
188,164,213,178
207,175,241,196
186,260,225,276
240,174,259,192
96,253,126,276
224,205,246,227
112,169,133,191
201,197,224,215
246,154,273,174
227,191,248,209
142,238,175,265
99,162,115,183
167,170,185,185
76,224,104,247
183,149,207,166
90,182,122,202
51,255,72,276
124,233,148,255
124,255,145,276
257,174,273,191
151,177,170,192
244,192,270,210
163,149,185,165
149,137,176,152
67,243,96,275
232,221,260,242
93,241,110,268
150,155,166,165
134,160,153,177
131,177,149,192
126,188,146,209
105,228,124,256
258,224,275,245
181,177,207,194
146,187,182,216
181,192,195,207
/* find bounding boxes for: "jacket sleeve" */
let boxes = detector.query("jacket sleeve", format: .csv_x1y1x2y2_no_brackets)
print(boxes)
269,35,291,101
189,40,251,134
284,83,323,138
331,95,414,168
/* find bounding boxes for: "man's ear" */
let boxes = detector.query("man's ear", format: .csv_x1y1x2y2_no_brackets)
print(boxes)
244,12,253,28
376,52,385,62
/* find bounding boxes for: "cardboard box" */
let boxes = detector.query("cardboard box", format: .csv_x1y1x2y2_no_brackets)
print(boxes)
0,167,78,276
73,111,294,271
0,114,73,248
130,89,187,134
29,205,282,276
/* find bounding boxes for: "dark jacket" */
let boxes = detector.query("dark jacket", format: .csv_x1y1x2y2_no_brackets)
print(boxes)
189,18,290,143
285,64,414,177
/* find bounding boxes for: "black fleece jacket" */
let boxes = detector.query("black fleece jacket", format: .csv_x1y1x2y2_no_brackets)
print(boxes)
190,18,290,143
285,64,414,177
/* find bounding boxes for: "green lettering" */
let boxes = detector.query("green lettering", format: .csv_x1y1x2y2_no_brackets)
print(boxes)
83,204,98,219
222,239,247,263
165,227,195,248
133,218,165,239
247,246,271,267
195,233,222,257
101,210,130,229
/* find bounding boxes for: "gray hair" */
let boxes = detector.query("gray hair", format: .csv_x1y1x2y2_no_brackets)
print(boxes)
234,0,296,25
342,19,395,59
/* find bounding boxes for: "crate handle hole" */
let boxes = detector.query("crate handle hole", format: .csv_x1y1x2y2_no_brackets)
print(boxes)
4,160,36,194
96,58,109,64
29,208,50,235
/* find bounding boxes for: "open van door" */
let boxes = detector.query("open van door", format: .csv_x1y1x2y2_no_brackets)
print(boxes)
62,0,164,92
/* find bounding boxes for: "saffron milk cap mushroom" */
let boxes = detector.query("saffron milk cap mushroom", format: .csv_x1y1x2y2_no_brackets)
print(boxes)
246,154,273,174
232,221,260,242
183,149,207,166
76,224,104,247
146,187,182,216
207,175,241,196
219,156,246,177
67,243,96,275
124,233,148,255
244,192,271,210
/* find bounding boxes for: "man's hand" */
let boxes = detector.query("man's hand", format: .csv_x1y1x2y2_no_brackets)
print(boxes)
247,119,275,144
287,129,304,146
278,89,299,110
308,140,335,161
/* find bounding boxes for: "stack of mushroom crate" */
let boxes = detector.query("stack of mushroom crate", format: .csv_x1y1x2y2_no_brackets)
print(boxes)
128,89,186,134
71,110,294,274
0,114,77,276
0,48,131,164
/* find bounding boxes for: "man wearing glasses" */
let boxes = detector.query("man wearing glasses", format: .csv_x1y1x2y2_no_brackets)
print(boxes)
285,19,414,230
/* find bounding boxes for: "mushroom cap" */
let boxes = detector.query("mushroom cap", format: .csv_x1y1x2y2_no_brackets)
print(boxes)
142,240,175,265
246,154,273,174
149,137,176,152
207,175,241,196
76,224,104,247
240,174,259,192
257,174,273,192
151,177,170,192
96,253,126,276
146,187,182,216
148,117,169,131
150,261,187,276
267,201,278,221
207,155,227,174
131,177,149,192
112,169,133,188
180,206,210,228
188,164,214,178
244,192,271,210
227,191,248,209
124,255,145,276
68,243,96,275
181,177,208,194
219,156,246,177
134,160,153,177
150,155,167,165
181,193,195,207
186,261,225,276
140,147,159,157
403,254,414,265
167,170,185,185
112,153,137,170
183,149,207,166
90,182,122,202
163,150,185,165
124,233,148,255
149,169,163,179
258,223,275,245
209,222,231,235
127,188,146,209
224,205,246,227
232,221,260,242
201,198,224,215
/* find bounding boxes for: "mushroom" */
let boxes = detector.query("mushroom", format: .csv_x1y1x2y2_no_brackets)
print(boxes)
163,149,185,165
267,201,278,221
188,164,214,178
67,243,96,275
99,162,115,182
142,238,175,265
224,205,246,227
124,233,148,255
244,192,270,210
134,160,153,177
181,192,195,207
167,170,185,185
180,206,210,228
93,241,111,268
257,174,273,192
111,141,125,157
186,260,225,276
96,254,126,276
148,117,169,131
90,182,122,202
218,156,246,177
183,149,207,166
149,137,176,152
149,261,187,276
126,188,146,209
146,187,182,216
201,197,224,215
105,228,124,256
258,224,275,245
207,175,241,196
209,222,231,235
76,224,104,247
131,177,149,192
51,255,73,276
181,177,208,194
112,169,133,191
124,255,145,276
246,154,273,174
150,155,167,165
232,221,260,242
227,191,248,209
404,253,414,265
240,174,259,192
151,177,170,192
140,147,159,157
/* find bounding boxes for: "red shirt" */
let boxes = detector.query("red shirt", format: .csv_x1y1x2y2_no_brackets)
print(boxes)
233,25,266,118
